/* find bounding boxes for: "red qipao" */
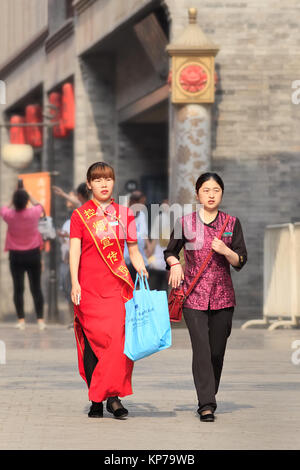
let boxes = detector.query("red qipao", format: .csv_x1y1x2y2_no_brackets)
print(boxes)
70,199,137,402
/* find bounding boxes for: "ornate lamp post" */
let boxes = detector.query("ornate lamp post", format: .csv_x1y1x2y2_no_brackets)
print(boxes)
167,7,219,205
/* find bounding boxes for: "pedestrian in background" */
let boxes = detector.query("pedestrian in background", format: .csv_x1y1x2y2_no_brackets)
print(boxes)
147,199,170,291
52,182,90,208
124,190,149,281
164,172,247,422
0,186,46,330
53,183,90,327
76,182,90,205
57,191,78,328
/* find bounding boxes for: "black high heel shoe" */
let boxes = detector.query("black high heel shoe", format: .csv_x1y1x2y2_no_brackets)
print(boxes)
106,396,128,419
88,401,103,418
199,411,215,422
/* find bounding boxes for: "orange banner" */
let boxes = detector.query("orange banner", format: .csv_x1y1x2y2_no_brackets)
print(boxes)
18,171,51,216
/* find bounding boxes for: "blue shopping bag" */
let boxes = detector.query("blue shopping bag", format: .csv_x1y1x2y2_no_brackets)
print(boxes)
124,273,172,361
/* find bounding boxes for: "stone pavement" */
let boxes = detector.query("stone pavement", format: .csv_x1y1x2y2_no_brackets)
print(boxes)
0,321,300,451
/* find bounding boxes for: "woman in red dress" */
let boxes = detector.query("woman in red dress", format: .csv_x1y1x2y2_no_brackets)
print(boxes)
69,162,148,419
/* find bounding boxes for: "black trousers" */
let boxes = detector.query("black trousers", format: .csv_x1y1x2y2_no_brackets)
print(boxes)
82,330,98,389
9,248,44,320
183,305,234,413
148,268,168,292
127,264,168,292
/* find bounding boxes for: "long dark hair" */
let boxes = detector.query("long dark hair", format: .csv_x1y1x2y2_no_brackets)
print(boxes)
12,189,29,211
195,172,224,193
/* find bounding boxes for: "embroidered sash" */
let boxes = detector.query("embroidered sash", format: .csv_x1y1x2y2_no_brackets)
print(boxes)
76,202,134,302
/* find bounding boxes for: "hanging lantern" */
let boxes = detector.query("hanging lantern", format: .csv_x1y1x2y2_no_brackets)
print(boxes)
10,115,26,144
49,92,69,138
62,83,75,130
2,144,33,169
25,104,43,147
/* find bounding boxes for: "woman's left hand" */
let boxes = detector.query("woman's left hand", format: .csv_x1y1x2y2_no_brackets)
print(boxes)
137,266,149,278
211,237,228,256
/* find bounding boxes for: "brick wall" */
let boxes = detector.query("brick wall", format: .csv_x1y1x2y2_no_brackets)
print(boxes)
74,55,117,186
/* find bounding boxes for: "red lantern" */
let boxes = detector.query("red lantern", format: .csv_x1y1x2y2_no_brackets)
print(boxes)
62,83,75,130
25,104,43,147
10,116,26,144
49,92,69,138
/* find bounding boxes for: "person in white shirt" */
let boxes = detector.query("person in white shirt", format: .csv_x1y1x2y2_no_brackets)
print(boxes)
57,191,77,326
124,191,149,280
147,199,169,291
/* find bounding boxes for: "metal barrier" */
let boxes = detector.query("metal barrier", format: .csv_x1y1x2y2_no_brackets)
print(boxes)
242,223,300,330
0,340,6,364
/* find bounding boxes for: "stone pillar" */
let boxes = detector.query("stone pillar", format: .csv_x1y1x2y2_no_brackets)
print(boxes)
169,103,211,205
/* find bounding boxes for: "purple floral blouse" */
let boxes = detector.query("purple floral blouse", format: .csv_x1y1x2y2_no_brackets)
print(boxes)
164,210,247,311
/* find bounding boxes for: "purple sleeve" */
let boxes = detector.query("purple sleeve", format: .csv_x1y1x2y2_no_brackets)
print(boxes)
163,218,186,270
231,217,247,271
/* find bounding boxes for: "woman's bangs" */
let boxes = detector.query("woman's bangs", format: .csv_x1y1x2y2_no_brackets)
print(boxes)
89,164,115,181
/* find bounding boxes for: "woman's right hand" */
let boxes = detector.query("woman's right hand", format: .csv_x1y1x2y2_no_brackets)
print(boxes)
71,281,81,305
168,264,184,289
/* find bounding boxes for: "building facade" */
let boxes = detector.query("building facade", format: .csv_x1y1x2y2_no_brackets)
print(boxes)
1,0,300,321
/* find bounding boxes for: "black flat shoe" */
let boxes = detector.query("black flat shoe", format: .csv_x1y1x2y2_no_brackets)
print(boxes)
200,412,215,422
106,396,128,419
88,401,103,418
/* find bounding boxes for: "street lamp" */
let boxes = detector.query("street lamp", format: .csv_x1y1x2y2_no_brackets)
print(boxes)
166,7,220,206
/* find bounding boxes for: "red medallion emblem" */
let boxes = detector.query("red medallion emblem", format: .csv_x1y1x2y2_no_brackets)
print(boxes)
179,65,208,93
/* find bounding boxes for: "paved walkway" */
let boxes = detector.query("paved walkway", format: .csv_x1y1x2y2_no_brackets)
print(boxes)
0,321,300,450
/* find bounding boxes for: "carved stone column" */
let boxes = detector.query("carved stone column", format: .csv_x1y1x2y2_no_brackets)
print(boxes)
169,103,211,204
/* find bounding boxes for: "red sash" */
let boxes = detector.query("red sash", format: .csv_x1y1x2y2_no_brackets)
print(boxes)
76,201,134,302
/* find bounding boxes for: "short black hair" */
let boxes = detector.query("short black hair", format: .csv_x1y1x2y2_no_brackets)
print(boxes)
12,189,29,211
129,190,145,205
195,172,224,193
76,182,90,201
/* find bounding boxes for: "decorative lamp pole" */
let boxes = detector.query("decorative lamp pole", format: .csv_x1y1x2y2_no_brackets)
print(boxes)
166,8,219,205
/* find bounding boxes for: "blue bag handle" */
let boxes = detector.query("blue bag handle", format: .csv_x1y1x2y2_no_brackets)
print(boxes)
134,271,150,292
143,273,151,291
134,271,146,291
